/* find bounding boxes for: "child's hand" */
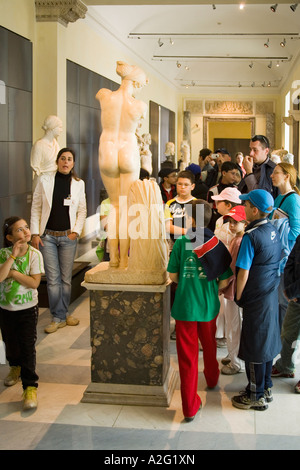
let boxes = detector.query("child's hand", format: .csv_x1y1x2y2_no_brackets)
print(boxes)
11,239,25,258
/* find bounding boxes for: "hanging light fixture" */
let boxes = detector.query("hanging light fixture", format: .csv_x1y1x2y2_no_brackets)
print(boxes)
290,4,298,12
212,4,216,10
264,38,270,48
280,38,286,47
249,62,254,68
268,61,273,69
158,38,164,47
270,4,278,12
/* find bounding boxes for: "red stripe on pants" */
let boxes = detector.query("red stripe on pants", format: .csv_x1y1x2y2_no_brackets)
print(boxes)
175,318,220,418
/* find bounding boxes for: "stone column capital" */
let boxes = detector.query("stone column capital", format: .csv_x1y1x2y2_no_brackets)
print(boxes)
35,0,87,27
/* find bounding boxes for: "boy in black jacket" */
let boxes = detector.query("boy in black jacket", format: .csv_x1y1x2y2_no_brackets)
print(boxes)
272,234,300,394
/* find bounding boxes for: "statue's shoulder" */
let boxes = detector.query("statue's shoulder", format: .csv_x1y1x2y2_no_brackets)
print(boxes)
96,88,112,101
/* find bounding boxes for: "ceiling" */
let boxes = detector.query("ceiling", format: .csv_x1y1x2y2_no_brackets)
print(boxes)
83,1,300,93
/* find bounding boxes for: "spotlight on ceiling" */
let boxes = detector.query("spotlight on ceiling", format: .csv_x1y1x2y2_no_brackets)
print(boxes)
270,4,278,12
264,38,270,48
212,4,216,10
185,65,190,70
158,38,164,47
280,38,286,47
249,62,254,68
176,61,182,68
268,81,271,87
251,82,255,87
170,38,174,45
268,61,273,69
276,61,280,67
290,4,298,12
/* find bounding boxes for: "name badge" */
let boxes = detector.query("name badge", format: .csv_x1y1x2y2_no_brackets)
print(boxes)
64,198,72,206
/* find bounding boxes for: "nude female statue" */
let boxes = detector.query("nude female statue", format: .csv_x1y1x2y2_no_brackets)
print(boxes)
96,61,149,268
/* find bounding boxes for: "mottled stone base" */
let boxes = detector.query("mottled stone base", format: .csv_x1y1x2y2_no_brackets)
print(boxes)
84,261,168,285
82,366,178,407
82,281,176,407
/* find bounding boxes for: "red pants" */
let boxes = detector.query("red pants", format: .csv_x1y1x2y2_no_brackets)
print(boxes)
176,318,219,418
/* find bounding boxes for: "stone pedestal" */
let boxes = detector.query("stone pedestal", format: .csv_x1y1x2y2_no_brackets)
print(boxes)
81,281,178,407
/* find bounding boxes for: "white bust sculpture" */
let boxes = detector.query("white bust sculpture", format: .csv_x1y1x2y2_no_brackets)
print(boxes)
30,115,63,189
140,133,152,175
180,140,190,171
96,61,149,269
165,142,175,157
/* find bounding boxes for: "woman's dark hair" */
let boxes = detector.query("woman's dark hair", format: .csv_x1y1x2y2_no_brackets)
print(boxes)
56,147,80,181
3,216,23,247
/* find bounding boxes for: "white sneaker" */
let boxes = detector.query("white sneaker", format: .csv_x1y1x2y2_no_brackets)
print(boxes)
221,363,241,375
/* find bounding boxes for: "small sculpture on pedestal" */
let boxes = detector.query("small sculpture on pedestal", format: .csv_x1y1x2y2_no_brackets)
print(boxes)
179,140,191,171
140,133,152,176
30,115,63,190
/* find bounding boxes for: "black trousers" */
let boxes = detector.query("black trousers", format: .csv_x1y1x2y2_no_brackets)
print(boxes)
0,305,39,389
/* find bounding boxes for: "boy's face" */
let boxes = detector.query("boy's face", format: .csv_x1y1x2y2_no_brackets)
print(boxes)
227,217,246,234
221,169,237,185
176,177,194,198
216,200,231,216
165,172,177,186
244,200,256,222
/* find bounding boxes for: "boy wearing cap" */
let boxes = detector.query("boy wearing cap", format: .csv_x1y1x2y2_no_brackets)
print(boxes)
207,161,240,207
219,205,248,375
211,187,242,248
158,168,178,204
232,189,282,411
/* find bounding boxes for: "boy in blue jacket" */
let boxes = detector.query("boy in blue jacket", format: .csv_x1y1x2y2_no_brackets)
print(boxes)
232,190,281,411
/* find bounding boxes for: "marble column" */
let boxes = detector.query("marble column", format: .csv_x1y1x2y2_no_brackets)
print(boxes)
81,282,178,406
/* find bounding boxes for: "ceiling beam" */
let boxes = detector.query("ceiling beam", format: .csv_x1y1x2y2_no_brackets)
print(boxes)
83,1,296,5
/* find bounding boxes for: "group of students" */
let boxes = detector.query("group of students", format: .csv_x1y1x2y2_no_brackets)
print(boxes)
0,148,87,411
162,136,300,422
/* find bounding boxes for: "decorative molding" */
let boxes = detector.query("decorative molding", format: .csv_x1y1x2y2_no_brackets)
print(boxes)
205,101,253,115
35,0,87,27
255,101,274,115
185,100,203,114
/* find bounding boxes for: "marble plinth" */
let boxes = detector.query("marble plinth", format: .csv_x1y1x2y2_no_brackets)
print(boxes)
81,281,178,407
84,261,168,285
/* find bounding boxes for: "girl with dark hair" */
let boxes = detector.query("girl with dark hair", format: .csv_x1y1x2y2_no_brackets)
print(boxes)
30,148,87,334
0,216,44,410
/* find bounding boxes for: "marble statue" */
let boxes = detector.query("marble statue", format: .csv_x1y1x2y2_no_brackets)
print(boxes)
140,133,152,175
85,178,169,285
96,61,149,269
30,115,62,190
179,140,190,171
165,142,175,158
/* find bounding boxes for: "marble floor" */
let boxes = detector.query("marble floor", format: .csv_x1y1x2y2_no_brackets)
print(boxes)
0,245,300,451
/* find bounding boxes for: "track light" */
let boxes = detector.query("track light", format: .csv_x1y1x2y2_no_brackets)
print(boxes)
276,61,280,67
176,61,181,68
290,4,298,12
185,65,190,70
158,38,164,47
264,38,269,48
249,62,254,68
268,81,271,87
170,38,174,45
270,4,278,12
268,61,272,69
251,82,255,87
280,38,286,47
212,4,216,10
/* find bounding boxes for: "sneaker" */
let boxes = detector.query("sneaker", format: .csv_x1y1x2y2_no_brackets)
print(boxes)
66,316,79,326
44,321,67,334
22,386,37,410
184,403,202,422
232,393,268,411
4,366,21,387
216,338,227,348
264,387,273,403
271,366,294,378
221,363,241,375
295,380,300,394
221,355,231,365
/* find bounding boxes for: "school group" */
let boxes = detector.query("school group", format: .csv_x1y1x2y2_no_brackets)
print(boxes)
1,136,300,423
160,134,300,421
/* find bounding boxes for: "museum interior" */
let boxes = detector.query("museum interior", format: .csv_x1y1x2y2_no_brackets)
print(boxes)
0,0,300,451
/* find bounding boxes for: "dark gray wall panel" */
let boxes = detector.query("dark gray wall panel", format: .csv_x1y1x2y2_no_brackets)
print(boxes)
8,142,32,195
8,31,32,92
0,96,8,141
66,101,80,145
9,192,32,224
0,28,8,86
67,60,80,104
79,106,100,144
8,88,32,142
0,143,9,197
